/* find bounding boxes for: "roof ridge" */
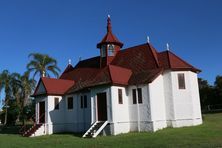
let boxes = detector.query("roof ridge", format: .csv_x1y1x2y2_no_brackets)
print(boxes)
166,51,172,68
147,43,160,67
168,50,196,68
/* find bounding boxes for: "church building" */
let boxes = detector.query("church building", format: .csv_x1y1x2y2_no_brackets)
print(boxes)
28,16,202,137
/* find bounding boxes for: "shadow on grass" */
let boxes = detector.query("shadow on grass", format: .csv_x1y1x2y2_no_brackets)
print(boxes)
0,124,33,135
0,125,21,134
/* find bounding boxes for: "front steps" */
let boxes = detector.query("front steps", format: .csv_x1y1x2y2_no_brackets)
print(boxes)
82,121,108,138
22,124,45,137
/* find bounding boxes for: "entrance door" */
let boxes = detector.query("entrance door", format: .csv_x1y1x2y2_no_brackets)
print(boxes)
97,93,107,121
39,101,45,123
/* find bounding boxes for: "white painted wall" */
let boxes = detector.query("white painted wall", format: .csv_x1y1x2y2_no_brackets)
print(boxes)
110,86,130,135
47,96,64,134
128,84,152,132
163,71,175,123
34,70,202,136
163,71,202,127
90,86,111,123
148,75,167,131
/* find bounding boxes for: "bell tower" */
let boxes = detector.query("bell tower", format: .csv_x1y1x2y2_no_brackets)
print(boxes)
97,15,123,68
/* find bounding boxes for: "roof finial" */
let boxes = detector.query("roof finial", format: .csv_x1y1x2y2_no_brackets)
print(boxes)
107,14,112,32
68,59,72,65
42,70,46,77
166,43,170,51
147,36,150,43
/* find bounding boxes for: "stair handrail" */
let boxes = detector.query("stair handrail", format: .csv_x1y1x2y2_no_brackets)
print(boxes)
20,112,46,136
92,121,108,138
19,114,36,134
82,121,99,138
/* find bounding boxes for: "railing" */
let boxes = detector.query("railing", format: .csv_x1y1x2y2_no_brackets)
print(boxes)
92,121,108,138
82,121,99,138
82,121,109,138
19,112,46,136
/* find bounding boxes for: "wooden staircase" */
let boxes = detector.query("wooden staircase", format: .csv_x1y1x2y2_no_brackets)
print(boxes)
20,112,45,137
22,124,43,137
82,121,108,138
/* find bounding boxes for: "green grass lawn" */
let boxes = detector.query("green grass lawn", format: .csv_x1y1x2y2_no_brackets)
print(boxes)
0,113,222,148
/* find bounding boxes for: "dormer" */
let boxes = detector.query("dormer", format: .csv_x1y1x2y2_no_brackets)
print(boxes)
97,15,123,68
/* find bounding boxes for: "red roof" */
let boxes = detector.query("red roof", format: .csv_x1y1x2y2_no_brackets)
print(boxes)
108,65,132,85
158,51,200,72
33,77,75,96
62,64,74,75
34,42,200,96
65,65,132,93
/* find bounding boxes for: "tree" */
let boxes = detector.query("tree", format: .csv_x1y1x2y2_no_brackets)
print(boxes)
214,75,222,104
198,78,214,109
20,72,36,125
27,53,61,79
0,70,13,125
11,72,22,122
10,72,36,125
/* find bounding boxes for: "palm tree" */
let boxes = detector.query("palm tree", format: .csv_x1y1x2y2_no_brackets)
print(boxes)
10,72,36,124
0,70,12,125
20,72,36,107
11,73,22,122
27,53,61,79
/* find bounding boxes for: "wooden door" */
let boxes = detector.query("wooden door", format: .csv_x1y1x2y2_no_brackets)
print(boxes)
39,101,45,123
97,93,107,121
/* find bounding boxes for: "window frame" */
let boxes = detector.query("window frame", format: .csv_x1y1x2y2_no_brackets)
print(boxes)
54,97,59,110
132,89,137,104
137,88,143,104
178,73,186,89
108,44,115,56
84,95,87,108
67,97,73,110
80,96,84,108
118,89,123,104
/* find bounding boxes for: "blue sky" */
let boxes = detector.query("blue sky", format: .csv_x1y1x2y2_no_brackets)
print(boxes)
0,0,221,93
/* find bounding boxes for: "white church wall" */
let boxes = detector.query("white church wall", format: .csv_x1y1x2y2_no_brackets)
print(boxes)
163,71,175,125
110,86,130,135
69,92,91,132
128,84,152,132
171,71,193,119
148,75,167,131
188,72,202,124
169,71,202,127
90,86,112,123
46,96,64,134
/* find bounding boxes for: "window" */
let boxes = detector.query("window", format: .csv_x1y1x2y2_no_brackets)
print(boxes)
81,96,84,108
101,45,106,57
67,97,73,109
137,88,143,104
54,98,59,110
118,89,123,104
84,95,87,108
178,73,186,89
108,44,115,56
80,95,87,108
132,89,137,104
